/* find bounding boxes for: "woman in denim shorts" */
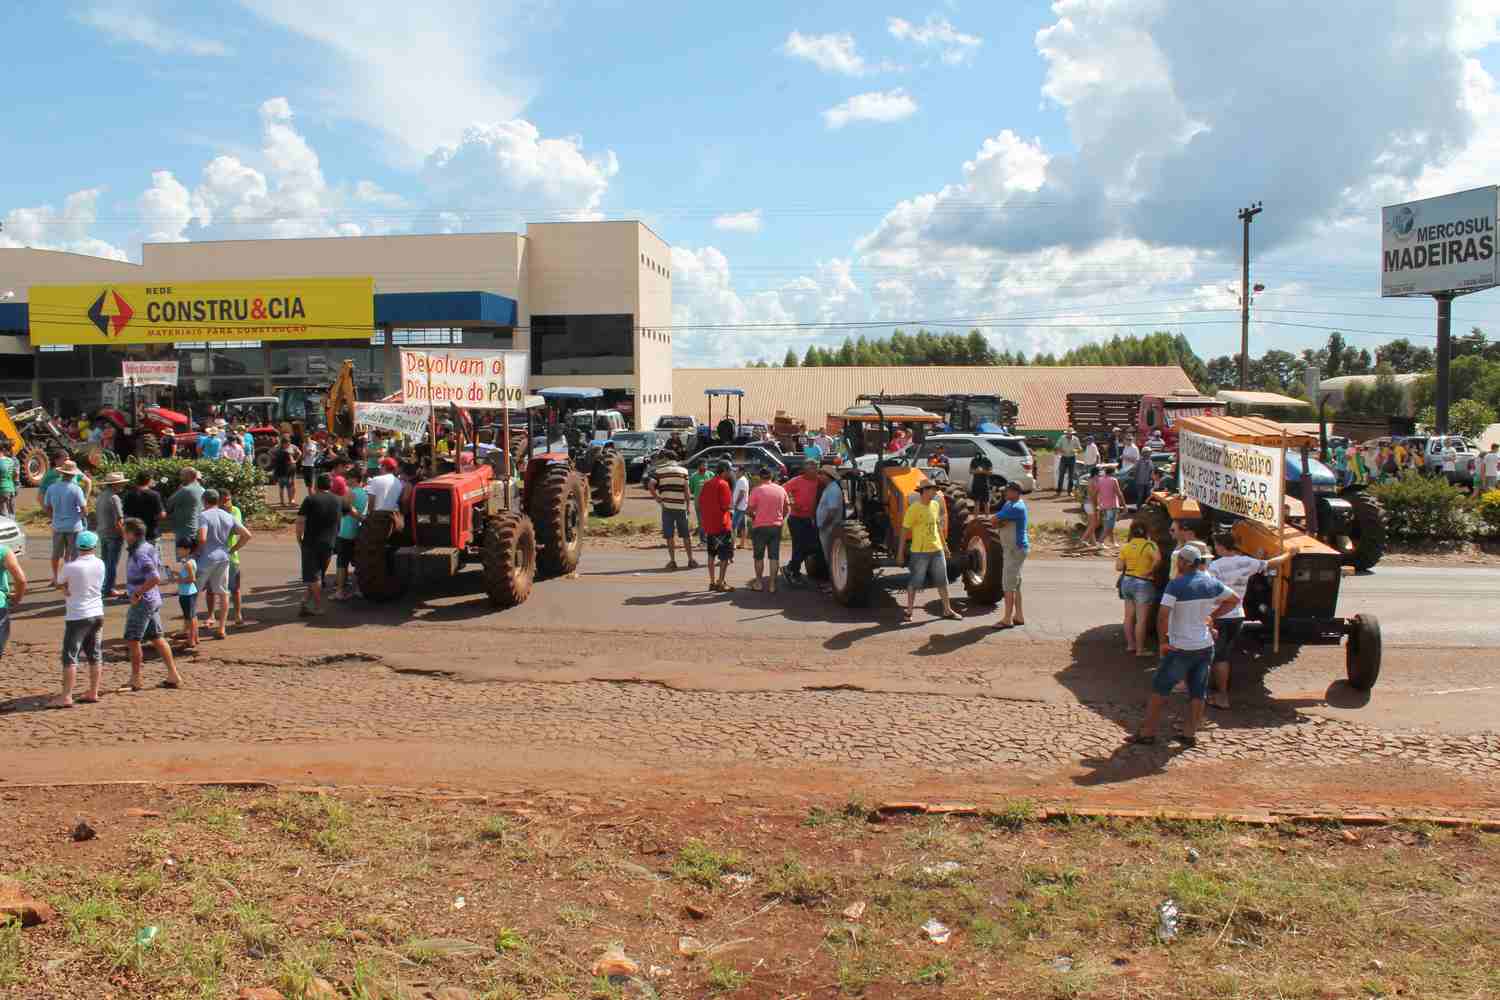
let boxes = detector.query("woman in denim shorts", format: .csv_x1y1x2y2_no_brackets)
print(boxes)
1115,520,1161,656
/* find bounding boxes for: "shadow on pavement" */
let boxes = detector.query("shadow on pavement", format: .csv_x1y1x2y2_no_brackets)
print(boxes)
1060,623,1350,787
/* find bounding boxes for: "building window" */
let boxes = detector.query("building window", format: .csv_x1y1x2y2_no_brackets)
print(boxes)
530,314,635,376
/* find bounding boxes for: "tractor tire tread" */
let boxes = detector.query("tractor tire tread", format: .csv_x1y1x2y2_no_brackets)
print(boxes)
481,512,536,608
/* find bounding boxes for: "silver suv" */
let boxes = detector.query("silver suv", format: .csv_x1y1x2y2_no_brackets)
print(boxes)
913,434,1037,493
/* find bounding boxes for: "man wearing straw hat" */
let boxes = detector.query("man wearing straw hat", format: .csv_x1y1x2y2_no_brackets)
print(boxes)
43,459,88,588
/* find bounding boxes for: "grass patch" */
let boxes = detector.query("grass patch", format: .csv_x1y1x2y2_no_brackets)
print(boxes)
6,786,1499,1000
706,960,749,992
672,840,746,888
765,858,837,904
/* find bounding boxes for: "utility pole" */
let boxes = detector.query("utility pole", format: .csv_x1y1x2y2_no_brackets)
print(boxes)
1434,292,1453,434
1237,202,1263,389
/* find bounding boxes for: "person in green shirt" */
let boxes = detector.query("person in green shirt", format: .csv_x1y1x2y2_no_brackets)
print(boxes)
36,450,92,504
0,442,17,517
688,459,712,536
0,541,29,657
221,487,247,626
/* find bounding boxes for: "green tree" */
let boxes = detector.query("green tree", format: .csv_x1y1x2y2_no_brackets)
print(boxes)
782,348,799,367
1367,365,1407,416
1376,338,1435,373
1418,399,1498,436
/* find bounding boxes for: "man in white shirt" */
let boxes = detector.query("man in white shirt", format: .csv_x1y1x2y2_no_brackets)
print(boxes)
1055,429,1081,493
731,468,751,549
366,457,406,514
1482,443,1500,491
1128,544,1239,747
57,530,107,708
1081,438,1101,474
1206,531,1291,710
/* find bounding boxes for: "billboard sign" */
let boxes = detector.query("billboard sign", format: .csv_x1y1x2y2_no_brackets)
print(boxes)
120,361,179,386
28,277,374,344
1178,429,1284,530
1381,186,1500,296
399,349,528,410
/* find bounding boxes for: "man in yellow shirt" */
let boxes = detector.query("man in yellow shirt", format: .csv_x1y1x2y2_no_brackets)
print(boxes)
897,480,961,622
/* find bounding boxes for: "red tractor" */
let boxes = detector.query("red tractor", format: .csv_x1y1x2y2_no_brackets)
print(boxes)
353,406,587,608
91,403,198,459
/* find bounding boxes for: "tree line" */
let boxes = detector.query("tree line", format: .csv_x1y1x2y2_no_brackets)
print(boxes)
741,327,1500,435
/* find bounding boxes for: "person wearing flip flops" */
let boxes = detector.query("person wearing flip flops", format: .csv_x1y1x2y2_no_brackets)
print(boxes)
897,480,962,622
698,462,736,592
54,531,106,708
122,517,183,692
992,481,1030,629
1127,543,1238,748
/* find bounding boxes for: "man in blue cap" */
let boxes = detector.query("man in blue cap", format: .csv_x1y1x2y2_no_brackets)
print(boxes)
55,529,106,708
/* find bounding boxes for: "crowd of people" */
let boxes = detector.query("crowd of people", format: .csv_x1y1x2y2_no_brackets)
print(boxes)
644,453,1031,626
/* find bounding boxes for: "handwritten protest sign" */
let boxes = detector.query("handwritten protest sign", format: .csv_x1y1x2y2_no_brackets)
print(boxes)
354,402,431,440
1177,429,1284,529
400,349,528,410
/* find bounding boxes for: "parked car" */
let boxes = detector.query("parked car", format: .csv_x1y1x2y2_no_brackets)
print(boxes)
1113,452,1177,506
654,415,698,451
677,443,796,481
911,434,1037,493
613,430,666,481
0,514,25,559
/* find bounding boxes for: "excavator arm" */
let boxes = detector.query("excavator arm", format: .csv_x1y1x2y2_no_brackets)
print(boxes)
325,360,358,440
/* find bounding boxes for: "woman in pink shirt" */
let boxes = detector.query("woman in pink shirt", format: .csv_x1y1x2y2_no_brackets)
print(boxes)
745,467,789,593
1093,466,1124,550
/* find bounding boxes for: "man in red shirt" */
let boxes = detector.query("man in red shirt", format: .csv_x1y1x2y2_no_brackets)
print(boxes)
698,461,736,592
782,461,821,586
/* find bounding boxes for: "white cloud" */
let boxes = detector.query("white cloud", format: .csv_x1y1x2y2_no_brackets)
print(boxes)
0,189,129,261
76,2,230,56
422,120,619,226
887,15,982,65
712,210,763,234
236,0,535,159
782,30,870,76
823,89,918,129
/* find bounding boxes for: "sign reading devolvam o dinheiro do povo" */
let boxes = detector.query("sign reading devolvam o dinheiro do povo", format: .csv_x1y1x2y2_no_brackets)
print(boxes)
1177,430,1285,530
1382,185,1500,297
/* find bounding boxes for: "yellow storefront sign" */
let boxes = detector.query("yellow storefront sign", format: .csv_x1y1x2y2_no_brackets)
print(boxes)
28,276,375,345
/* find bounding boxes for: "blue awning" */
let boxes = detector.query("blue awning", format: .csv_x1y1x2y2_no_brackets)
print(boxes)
0,303,28,332
374,291,517,327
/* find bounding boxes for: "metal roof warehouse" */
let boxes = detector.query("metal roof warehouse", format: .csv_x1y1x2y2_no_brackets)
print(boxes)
671,365,1198,434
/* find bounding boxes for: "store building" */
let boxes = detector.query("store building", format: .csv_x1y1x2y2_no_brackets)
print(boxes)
0,220,676,428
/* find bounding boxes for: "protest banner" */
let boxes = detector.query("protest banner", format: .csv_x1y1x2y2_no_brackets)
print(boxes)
400,349,528,409
1177,429,1284,529
354,402,431,440
120,361,179,386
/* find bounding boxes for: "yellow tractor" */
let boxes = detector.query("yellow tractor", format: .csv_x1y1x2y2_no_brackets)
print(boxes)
825,403,974,605
1135,415,1382,691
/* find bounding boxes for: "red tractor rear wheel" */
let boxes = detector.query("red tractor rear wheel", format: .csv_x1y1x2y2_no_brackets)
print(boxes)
590,449,626,517
532,465,585,577
482,512,536,608
354,510,406,601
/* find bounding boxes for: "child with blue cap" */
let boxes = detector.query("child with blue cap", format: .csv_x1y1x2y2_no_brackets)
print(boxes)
56,530,106,708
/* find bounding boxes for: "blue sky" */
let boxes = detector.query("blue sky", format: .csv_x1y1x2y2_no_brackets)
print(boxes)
6,0,1500,369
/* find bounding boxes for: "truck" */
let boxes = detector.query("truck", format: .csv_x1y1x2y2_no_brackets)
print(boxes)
1065,390,1225,448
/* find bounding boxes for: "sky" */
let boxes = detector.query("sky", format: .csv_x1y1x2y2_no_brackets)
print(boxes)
6,0,1500,369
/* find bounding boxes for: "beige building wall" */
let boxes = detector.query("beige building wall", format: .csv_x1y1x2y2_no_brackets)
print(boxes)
1,247,143,296
143,233,527,303
525,221,673,429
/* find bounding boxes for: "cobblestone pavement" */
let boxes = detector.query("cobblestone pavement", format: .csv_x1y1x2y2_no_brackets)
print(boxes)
4,629,1498,780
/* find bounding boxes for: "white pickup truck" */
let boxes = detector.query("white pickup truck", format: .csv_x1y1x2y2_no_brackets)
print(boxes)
1409,434,1480,486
